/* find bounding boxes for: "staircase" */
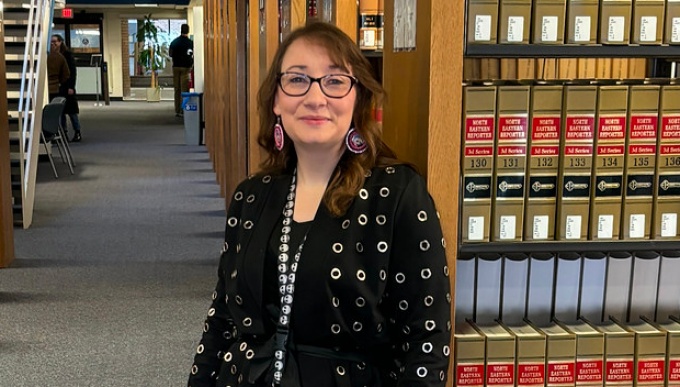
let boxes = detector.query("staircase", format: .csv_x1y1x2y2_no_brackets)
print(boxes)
2,0,50,228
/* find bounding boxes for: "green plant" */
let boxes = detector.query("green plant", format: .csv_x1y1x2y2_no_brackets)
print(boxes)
136,14,163,88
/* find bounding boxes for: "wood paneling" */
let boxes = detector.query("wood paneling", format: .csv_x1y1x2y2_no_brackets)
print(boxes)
382,3,460,377
335,0,358,40
0,22,14,268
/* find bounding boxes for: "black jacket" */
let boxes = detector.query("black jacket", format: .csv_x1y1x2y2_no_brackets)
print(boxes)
60,50,79,115
188,165,451,387
170,35,194,68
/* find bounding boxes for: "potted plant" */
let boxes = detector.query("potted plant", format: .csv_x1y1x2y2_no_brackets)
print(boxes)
136,14,163,101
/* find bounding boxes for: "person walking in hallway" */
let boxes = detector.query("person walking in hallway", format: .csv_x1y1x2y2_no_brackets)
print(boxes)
47,47,69,102
52,34,82,142
169,23,193,118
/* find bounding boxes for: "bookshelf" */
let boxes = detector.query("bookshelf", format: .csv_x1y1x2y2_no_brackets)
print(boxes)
458,0,680,338
466,44,680,58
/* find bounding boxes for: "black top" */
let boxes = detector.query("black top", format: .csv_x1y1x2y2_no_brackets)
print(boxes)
188,165,451,387
169,35,194,68
263,216,311,325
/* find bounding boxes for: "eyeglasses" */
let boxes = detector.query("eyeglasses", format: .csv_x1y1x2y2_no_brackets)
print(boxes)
278,72,358,98
50,40,58,44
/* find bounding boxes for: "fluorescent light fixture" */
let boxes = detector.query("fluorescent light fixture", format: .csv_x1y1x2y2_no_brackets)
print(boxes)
134,3,158,7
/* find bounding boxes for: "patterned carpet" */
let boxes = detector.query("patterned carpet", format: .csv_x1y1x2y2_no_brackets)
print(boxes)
0,101,225,386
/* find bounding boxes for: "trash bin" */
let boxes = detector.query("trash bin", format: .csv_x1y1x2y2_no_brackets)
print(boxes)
181,91,203,145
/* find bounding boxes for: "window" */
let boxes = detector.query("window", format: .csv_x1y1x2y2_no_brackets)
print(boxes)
69,24,101,54
129,18,186,77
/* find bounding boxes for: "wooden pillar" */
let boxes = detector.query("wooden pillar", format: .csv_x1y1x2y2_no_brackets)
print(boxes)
334,0,358,40
0,21,15,268
382,2,461,382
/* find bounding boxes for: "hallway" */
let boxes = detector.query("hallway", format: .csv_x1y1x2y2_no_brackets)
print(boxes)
0,101,225,385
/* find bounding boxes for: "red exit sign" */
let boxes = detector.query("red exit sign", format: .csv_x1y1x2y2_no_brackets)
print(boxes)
61,8,73,18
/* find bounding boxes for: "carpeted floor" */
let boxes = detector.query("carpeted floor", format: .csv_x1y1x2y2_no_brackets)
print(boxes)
0,101,226,386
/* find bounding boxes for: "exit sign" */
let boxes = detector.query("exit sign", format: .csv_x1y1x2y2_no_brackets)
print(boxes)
61,8,73,18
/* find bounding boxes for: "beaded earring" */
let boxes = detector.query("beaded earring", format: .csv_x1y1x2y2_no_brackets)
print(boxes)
274,117,284,151
345,128,367,154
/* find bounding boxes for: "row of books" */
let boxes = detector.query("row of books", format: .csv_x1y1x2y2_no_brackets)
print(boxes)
455,251,680,326
468,0,680,45
455,317,680,387
461,82,680,243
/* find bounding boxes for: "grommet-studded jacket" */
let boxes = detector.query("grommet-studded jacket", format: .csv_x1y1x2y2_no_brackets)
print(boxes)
188,165,452,387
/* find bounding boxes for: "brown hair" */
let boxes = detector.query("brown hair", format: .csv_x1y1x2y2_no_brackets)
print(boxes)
257,22,399,217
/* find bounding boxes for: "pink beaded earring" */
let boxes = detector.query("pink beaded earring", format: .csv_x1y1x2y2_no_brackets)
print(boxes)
345,128,367,154
274,117,284,151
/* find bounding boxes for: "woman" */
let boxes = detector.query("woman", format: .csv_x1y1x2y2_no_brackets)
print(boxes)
188,22,451,387
52,34,82,142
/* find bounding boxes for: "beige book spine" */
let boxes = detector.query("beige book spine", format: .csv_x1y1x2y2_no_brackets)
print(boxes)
653,85,680,239
622,85,660,240
462,86,497,243
499,0,533,43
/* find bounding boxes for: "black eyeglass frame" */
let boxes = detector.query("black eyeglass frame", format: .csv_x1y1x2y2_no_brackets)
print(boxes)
277,72,359,98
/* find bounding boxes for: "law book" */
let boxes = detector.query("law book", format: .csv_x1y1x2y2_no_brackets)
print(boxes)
476,253,503,324
665,0,680,44
525,85,563,241
532,322,577,387
470,321,516,387
590,85,628,240
499,0,532,43
653,85,680,239
493,85,530,241
617,320,667,386
566,0,600,43
622,85,660,240
468,0,500,44
503,323,547,387
589,319,635,386
501,253,530,325
462,86,497,243
359,0,379,50
631,0,665,44
580,252,607,322
527,252,557,325
456,253,477,324
455,320,486,387
557,319,605,386
376,0,384,50
603,252,633,322
554,252,583,322
600,0,633,44
557,85,597,241
656,251,680,320
628,252,660,322
650,318,680,385
533,0,567,43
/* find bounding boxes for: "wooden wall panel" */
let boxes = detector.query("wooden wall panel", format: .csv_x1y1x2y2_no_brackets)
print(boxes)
292,0,307,28
335,0,358,41
0,21,14,268
248,0,262,175
383,2,460,369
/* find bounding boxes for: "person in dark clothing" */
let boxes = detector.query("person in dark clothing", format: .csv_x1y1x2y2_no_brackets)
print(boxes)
187,22,451,387
169,23,194,117
47,49,69,102
51,34,82,142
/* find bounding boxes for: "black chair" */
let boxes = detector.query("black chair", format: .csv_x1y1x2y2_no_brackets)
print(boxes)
41,97,75,177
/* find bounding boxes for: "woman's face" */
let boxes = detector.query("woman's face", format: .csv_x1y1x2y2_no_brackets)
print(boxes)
50,37,61,51
273,38,356,155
